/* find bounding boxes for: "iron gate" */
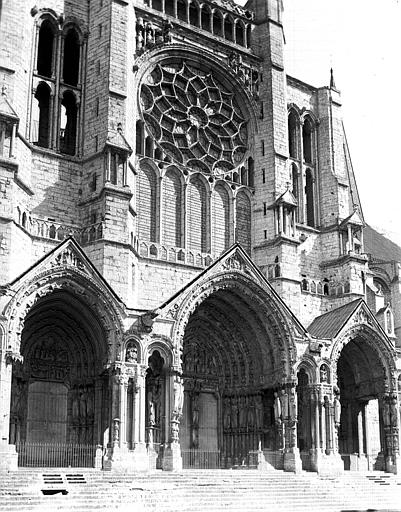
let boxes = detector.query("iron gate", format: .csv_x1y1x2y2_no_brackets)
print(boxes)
16,442,97,468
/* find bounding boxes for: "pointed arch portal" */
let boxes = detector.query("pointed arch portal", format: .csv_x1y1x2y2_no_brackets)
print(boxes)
9,289,110,466
177,272,296,467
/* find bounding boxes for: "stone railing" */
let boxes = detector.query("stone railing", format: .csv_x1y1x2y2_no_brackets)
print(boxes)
27,216,104,245
136,239,215,268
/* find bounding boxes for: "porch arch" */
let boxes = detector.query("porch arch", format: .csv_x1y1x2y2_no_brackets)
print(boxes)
171,269,297,466
331,325,398,472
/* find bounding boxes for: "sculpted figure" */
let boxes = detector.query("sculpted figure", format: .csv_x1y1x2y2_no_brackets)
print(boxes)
280,389,288,419
162,18,173,43
334,395,341,425
148,391,155,426
125,343,138,363
223,398,231,429
320,364,329,383
289,387,297,420
255,395,263,429
273,392,282,423
173,375,184,416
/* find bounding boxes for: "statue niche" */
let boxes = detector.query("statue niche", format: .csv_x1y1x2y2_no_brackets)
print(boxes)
145,350,165,446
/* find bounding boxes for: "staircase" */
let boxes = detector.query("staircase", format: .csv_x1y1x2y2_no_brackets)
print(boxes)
1,469,400,512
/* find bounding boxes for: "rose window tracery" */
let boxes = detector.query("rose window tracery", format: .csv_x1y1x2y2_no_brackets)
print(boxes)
140,62,248,175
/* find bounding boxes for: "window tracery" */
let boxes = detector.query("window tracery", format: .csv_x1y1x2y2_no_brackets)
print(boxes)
140,62,248,177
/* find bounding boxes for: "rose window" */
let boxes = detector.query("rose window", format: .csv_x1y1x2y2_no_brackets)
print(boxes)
140,62,248,175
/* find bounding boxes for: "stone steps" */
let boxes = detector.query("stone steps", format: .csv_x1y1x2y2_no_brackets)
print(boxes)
0,469,400,512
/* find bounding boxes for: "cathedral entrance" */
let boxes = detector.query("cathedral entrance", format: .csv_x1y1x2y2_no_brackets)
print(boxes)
10,290,108,467
337,336,386,471
179,283,286,469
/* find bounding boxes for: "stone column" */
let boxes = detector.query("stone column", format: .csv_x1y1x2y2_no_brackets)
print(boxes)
162,371,183,471
381,394,400,474
0,347,20,470
129,365,148,470
282,384,302,473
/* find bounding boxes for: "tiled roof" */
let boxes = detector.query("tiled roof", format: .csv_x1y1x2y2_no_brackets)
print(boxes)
307,299,362,339
364,224,401,263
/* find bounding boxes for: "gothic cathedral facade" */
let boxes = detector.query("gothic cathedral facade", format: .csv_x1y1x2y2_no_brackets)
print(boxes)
0,0,400,475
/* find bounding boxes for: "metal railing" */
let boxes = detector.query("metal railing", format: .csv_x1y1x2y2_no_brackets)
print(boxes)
16,442,98,468
182,449,221,469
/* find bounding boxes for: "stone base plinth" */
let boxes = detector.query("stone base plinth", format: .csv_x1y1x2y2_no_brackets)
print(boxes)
251,450,276,471
0,443,18,471
349,453,368,472
103,443,149,472
385,454,400,474
283,449,302,473
161,443,182,471
311,450,343,476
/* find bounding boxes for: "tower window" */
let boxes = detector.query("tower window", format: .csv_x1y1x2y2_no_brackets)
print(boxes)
213,11,223,37
288,111,298,159
201,5,211,31
33,82,51,148
177,0,187,22
302,117,313,163
60,91,77,155
224,16,234,41
63,28,80,86
153,0,162,11
235,22,244,46
37,20,55,78
305,168,315,227
189,2,199,26
165,0,174,16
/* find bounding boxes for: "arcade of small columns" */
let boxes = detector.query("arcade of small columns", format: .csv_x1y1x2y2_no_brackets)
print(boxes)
106,335,399,474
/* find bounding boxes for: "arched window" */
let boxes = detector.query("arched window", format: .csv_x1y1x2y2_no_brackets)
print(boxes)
201,5,211,31
136,120,144,155
213,11,223,37
165,0,174,16
240,167,247,186
291,163,298,199
162,168,183,247
305,168,315,227
288,111,298,159
145,136,153,157
246,24,252,47
302,117,313,163
235,21,244,46
291,163,299,221
33,82,51,148
37,19,56,78
235,190,251,254
188,175,207,253
212,184,230,255
63,28,80,86
301,279,309,291
189,2,199,26
224,16,234,41
154,147,163,160
323,278,329,296
248,157,254,187
177,0,187,22
60,91,77,155
138,165,158,242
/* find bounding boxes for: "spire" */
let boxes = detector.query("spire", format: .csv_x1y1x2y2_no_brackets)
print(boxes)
330,68,336,90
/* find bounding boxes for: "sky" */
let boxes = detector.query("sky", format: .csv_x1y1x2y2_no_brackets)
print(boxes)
283,0,401,245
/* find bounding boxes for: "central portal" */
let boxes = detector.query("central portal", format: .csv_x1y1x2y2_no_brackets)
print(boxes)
180,285,281,467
